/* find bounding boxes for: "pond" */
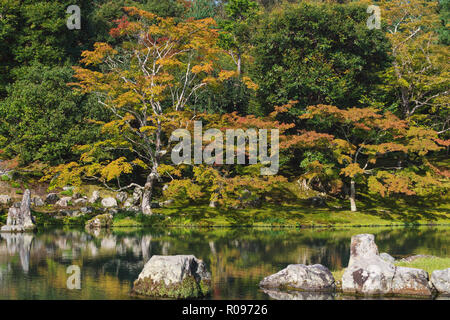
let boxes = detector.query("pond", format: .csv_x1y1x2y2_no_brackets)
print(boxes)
0,226,449,300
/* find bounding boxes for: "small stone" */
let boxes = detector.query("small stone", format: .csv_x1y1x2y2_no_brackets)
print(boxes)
80,207,93,214
88,190,101,204
45,193,59,204
116,192,128,204
73,198,87,206
160,199,174,207
55,197,72,207
0,195,12,205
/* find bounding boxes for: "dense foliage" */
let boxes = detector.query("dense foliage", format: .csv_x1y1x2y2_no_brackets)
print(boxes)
0,0,448,213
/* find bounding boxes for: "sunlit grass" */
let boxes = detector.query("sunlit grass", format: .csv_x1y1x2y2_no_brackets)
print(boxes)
395,257,450,274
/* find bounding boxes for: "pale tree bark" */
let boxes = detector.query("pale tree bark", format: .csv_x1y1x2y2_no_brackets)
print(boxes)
349,179,357,212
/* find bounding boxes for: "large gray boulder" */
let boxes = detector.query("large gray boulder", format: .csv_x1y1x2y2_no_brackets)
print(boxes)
101,197,118,208
0,195,12,205
133,255,211,298
259,264,336,292
1,190,35,232
431,268,450,296
342,234,433,297
391,267,432,296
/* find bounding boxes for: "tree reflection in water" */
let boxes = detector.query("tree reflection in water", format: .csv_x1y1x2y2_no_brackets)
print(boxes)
0,226,448,299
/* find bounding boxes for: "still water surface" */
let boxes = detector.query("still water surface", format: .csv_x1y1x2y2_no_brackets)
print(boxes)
0,226,449,299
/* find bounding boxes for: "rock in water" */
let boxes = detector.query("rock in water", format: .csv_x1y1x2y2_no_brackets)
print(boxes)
133,255,211,298
431,268,450,296
1,190,36,232
259,264,335,292
342,234,433,297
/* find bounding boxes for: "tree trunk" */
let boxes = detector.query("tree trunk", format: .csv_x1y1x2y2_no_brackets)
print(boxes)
349,179,357,212
141,168,158,215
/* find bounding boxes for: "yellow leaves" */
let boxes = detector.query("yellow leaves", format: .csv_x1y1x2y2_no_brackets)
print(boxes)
191,63,213,74
157,164,182,177
114,91,141,108
406,126,442,155
139,126,157,134
81,43,117,66
156,58,183,68
132,159,148,170
340,163,365,178
242,76,259,90
363,142,408,155
100,157,133,182
218,70,237,81
123,6,157,20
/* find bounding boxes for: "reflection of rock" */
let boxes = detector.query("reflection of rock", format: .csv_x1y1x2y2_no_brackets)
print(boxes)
342,234,433,297
1,190,36,232
133,255,211,298
0,233,34,272
101,236,117,250
431,268,450,296
141,236,152,262
262,288,335,300
259,264,335,292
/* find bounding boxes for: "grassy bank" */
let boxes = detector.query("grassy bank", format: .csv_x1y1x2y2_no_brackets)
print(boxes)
1,181,449,228
1,201,448,229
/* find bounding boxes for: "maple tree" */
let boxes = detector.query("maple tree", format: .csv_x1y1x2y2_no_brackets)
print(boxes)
299,104,448,211
43,7,235,215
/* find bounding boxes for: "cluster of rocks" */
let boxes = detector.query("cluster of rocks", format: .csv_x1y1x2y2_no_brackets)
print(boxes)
1,190,36,232
341,234,435,296
258,233,450,299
